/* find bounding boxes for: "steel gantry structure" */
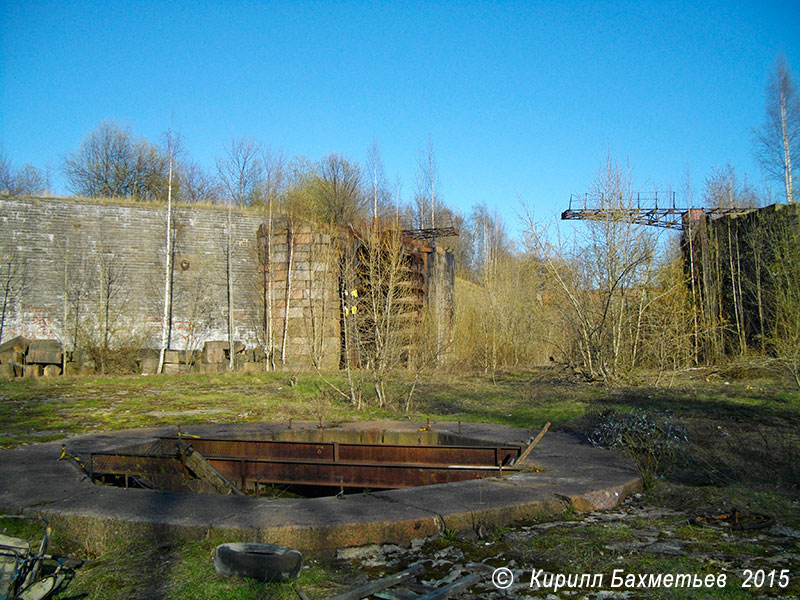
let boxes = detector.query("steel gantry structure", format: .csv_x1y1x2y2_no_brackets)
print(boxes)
560,192,751,230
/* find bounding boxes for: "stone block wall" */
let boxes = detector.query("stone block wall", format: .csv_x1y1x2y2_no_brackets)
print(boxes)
0,196,341,370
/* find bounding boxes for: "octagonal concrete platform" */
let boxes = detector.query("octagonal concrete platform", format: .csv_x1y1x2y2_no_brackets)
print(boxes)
0,421,641,550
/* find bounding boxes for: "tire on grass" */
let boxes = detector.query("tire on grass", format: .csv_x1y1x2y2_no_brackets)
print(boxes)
212,543,302,582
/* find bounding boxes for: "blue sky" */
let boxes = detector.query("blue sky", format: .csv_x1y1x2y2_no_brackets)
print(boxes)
2,1,799,238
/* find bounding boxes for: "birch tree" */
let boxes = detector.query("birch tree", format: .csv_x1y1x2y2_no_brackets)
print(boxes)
216,137,265,369
754,56,799,204
524,157,656,381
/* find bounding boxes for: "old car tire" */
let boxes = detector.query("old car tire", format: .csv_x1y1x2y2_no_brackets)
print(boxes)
212,543,302,582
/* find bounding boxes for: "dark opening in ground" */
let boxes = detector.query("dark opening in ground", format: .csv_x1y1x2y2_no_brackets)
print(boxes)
87,428,524,498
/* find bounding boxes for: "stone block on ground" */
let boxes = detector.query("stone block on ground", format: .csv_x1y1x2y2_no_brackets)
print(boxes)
203,341,227,364
0,364,19,378
196,363,226,374
245,347,266,363
240,362,263,374
164,349,181,364
26,340,63,365
0,350,24,365
43,364,62,377
140,357,159,375
203,341,245,364
162,363,190,375
23,365,43,378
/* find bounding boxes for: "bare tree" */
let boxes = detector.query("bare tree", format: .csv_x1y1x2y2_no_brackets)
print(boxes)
215,137,264,206
524,157,656,381
414,140,441,229
63,121,169,201
79,247,131,373
216,137,265,370
177,160,223,204
754,56,799,204
314,153,365,225
256,149,286,370
0,153,47,196
703,166,759,356
0,243,27,346
365,141,391,223
766,212,800,386
360,225,417,406
0,154,11,194
157,130,176,374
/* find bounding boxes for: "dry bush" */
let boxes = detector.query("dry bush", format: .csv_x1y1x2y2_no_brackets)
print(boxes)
582,407,689,488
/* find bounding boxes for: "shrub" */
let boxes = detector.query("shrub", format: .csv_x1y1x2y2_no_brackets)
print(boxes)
582,408,688,488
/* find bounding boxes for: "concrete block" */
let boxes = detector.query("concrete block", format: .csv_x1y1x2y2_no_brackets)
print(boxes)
0,335,28,355
240,362,263,374
203,341,245,363
27,340,63,365
0,364,18,378
0,350,24,365
64,362,82,376
43,364,62,377
23,365,43,378
162,363,190,375
196,363,226,374
164,350,180,364
140,357,159,375
203,341,227,364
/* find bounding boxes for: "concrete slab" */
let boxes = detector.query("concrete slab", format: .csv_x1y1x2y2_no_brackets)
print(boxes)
0,421,641,551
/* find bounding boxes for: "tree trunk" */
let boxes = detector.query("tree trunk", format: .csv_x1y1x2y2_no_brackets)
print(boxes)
227,201,235,372
281,224,294,366
158,154,174,374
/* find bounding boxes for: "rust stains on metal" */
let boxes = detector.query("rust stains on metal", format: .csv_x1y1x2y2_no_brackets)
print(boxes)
89,437,523,493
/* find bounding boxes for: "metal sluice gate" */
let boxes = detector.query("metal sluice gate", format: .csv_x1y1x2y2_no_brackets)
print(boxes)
88,437,523,494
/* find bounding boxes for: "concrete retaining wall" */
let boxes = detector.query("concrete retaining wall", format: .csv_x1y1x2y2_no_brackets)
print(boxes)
0,196,340,369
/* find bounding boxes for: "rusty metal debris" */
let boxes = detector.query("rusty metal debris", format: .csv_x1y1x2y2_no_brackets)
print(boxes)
86,436,524,494
328,562,479,600
1,515,78,600
689,509,774,531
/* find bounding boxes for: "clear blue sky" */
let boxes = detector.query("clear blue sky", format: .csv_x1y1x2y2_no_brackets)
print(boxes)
2,1,799,238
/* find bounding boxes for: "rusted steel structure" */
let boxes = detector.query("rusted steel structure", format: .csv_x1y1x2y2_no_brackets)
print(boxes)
561,192,750,230
88,436,522,493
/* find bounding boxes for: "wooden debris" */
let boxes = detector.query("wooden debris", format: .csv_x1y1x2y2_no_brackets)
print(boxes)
513,422,550,466
418,572,480,599
329,563,481,600
328,563,425,600
174,441,244,496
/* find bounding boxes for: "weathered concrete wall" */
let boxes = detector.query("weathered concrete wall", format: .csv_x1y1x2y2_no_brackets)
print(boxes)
683,202,800,358
0,196,340,369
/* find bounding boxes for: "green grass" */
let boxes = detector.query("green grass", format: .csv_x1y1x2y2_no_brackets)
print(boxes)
0,369,594,448
2,366,799,599
61,537,336,600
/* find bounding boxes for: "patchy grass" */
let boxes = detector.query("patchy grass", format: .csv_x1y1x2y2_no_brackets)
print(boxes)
0,369,592,448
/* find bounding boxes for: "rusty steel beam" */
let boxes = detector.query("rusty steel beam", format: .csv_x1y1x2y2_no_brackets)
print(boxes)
156,437,521,467
90,453,519,490
207,457,517,489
